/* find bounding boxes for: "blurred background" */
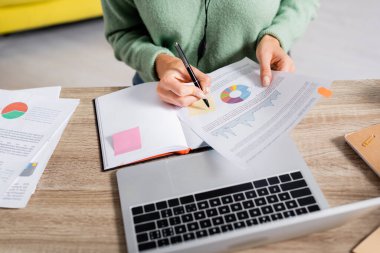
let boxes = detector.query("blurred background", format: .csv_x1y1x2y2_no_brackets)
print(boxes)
0,0,379,89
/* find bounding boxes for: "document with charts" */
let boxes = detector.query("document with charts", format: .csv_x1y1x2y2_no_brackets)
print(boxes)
178,58,332,168
0,90,79,195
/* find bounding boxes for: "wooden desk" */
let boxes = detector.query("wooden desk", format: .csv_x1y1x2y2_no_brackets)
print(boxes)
1,80,379,253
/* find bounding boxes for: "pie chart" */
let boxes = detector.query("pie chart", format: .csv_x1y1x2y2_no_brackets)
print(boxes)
1,102,28,119
220,84,251,104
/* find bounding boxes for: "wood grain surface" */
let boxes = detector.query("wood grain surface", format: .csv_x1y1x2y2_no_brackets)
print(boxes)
0,80,379,253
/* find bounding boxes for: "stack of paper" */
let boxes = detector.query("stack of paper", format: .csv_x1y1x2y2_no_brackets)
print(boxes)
0,87,79,208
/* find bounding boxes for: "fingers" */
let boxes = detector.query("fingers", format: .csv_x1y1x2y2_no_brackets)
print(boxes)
275,56,296,73
257,52,272,87
162,76,207,99
192,67,211,93
157,85,199,107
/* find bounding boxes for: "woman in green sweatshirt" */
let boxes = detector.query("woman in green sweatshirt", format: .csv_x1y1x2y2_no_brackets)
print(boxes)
101,0,319,107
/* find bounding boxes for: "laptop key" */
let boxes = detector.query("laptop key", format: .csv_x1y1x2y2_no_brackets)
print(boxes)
245,190,257,199
221,224,234,232
224,213,237,223
249,208,261,217
233,193,245,202
199,219,212,228
196,230,208,238
273,203,286,212
209,198,222,207
173,206,185,215
206,208,218,217
170,235,182,244
132,206,143,215
194,210,206,220
133,211,160,224
242,200,254,209
308,205,320,213
187,222,199,231
157,238,169,247
208,227,221,235
254,197,267,206
267,176,280,185
233,221,246,229
283,210,296,218
185,203,197,213
290,187,312,198
138,241,156,251
181,213,194,223
297,196,316,206
285,200,298,210
266,195,279,204
136,233,149,243
295,207,308,215
180,195,195,205
231,202,243,212
149,230,161,240
195,182,253,201
257,188,269,196
174,225,186,234
268,185,281,194
135,221,156,233
271,213,283,221
237,210,249,220
212,217,224,226
279,174,292,182
161,209,173,218
261,205,274,215
280,179,307,191
162,227,174,237
168,198,180,207
169,217,181,226
291,171,303,180
183,232,195,241
221,195,233,204
156,201,168,210
278,192,291,201
253,179,268,188
258,216,270,224
218,205,231,214
157,219,169,228
144,203,155,213
197,201,209,210
246,218,258,226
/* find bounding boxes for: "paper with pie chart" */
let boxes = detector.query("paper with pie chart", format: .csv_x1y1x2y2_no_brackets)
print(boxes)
178,58,332,168
0,90,79,196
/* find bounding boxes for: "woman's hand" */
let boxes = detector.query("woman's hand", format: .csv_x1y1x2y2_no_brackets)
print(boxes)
256,35,296,86
155,54,211,107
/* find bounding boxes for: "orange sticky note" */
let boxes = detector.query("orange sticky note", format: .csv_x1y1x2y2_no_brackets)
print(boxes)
318,87,333,98
353,226,380,253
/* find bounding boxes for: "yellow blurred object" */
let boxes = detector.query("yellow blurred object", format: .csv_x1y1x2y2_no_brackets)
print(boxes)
0,0,102,34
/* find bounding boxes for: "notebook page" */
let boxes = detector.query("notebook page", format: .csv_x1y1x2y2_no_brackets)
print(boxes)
95,83,189,170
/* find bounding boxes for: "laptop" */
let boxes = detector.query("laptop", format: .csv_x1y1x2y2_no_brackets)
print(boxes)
116,135,380,252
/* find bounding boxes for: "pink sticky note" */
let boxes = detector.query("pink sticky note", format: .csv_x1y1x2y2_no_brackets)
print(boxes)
112,127,142,156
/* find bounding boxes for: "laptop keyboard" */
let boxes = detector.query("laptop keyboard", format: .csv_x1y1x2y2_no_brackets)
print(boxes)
131,171,320,252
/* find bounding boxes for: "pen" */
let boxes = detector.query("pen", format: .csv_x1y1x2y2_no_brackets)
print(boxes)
174,42,210,108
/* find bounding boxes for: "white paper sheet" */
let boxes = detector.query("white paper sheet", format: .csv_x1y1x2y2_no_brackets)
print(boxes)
0,91,79,195
178,58,332,168
0,119,67,208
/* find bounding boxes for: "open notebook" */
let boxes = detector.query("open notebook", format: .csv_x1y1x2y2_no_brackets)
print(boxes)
94,83,207,170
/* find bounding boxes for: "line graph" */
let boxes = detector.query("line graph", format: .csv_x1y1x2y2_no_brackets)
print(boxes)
211,91,280,138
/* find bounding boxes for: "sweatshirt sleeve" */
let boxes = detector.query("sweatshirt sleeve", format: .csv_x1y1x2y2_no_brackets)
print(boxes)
257,0,320,53
101,0,174,82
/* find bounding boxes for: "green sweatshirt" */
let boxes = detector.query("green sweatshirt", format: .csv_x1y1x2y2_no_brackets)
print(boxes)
101,0,319,82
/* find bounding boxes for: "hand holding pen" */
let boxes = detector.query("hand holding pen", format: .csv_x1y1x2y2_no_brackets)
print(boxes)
155,46,211,107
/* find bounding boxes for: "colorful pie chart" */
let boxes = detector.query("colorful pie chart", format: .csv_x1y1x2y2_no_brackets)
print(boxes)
1,102,28,119
220,84,251,104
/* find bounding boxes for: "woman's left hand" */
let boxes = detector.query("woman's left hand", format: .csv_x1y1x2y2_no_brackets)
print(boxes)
256,35,296,87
